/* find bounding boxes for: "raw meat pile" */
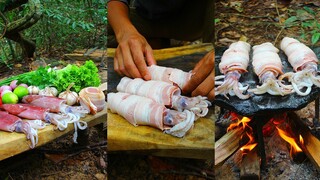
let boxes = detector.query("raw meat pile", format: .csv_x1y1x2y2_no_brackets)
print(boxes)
0,84,107,149
107,65,212,137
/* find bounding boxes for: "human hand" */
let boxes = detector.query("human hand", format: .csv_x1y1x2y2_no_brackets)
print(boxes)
182,50,215,100
114,31,156,80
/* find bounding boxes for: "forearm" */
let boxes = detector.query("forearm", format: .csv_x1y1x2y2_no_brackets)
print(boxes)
107,1,138,42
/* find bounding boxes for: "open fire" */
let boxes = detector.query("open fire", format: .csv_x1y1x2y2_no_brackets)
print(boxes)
215,107,320,179
276,127,303,158
226,112,304,160
226,116,257,155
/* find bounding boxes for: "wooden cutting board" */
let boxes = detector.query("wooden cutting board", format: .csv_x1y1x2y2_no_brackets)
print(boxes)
107,43,215,159
0,107,107,161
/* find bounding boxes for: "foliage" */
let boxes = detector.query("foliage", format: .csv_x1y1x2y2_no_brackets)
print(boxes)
0,0,107,67
27,0,107,54
284,6,320,45
214,18,220,25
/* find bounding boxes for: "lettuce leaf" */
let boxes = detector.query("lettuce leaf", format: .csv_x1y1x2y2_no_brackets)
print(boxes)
0,60,101,93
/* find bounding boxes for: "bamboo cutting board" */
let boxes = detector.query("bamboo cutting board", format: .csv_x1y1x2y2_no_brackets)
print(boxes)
0,107,107,161
107,43,215,159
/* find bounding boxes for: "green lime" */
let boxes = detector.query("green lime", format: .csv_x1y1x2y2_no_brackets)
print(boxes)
2,92,19,104
13,86,29,100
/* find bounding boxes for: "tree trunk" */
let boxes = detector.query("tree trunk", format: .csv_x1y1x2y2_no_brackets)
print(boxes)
0,0,41,59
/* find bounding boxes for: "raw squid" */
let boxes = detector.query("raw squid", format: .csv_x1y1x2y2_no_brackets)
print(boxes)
107,92,196,138
147,65,192,89
1,104,77,131
116,77,211,117
22,95,89,117
0,111,45,148
21,95,88,143
215,41,251,99
248,42,293,95
279,37,320,96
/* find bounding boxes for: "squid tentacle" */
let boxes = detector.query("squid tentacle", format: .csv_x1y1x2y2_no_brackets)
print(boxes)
164,110,196,138
20,121,38,148
215,71,249,99
60,103,89,117
171,95,211,117
45,113,72,131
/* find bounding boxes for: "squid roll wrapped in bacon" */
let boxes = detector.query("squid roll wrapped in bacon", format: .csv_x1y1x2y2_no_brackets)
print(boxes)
107,92,196,138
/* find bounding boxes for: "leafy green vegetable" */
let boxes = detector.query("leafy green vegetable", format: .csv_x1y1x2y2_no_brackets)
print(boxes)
0,60,101,93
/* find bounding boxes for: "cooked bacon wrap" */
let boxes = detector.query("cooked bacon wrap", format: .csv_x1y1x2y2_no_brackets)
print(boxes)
219,41,251,74
252,42,283,78
280,37,318,71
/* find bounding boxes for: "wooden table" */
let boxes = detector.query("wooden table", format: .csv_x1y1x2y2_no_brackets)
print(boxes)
107,43,215,159
0,108,107,161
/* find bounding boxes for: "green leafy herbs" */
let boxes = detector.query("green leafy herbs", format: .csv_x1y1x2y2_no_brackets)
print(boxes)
0,60,101,93
54,60,101,92
20,66,56,89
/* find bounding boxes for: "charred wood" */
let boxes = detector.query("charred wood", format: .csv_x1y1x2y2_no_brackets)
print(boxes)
240,147,260,180
288,112,320,169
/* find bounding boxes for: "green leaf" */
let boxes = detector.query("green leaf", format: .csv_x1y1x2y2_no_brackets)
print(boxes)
71,22,77,29
303,6,316,15
302,21,313,28
284,16,298,27
312,33,320,44
214,18,220,24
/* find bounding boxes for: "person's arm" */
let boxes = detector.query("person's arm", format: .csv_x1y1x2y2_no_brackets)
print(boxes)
107,1,156,80
182,50,215,100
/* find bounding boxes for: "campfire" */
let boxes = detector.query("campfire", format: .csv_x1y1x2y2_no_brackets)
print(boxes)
215,109,320,179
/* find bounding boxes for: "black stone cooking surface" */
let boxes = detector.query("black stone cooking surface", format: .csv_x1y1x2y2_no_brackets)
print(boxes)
214,47,320,117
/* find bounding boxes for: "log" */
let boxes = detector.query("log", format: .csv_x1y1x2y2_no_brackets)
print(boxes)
64,43,213,61
215,128,244,166
240,148,260,180
288,112,320,169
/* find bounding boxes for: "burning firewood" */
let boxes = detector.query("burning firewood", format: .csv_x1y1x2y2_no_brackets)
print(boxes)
288,112,320,169
240,147,260,180
215,127,244,166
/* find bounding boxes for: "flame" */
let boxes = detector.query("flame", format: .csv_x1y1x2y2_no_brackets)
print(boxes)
300,135,304,145
227,116,251,132
276,127,303,156
240,132,257,153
